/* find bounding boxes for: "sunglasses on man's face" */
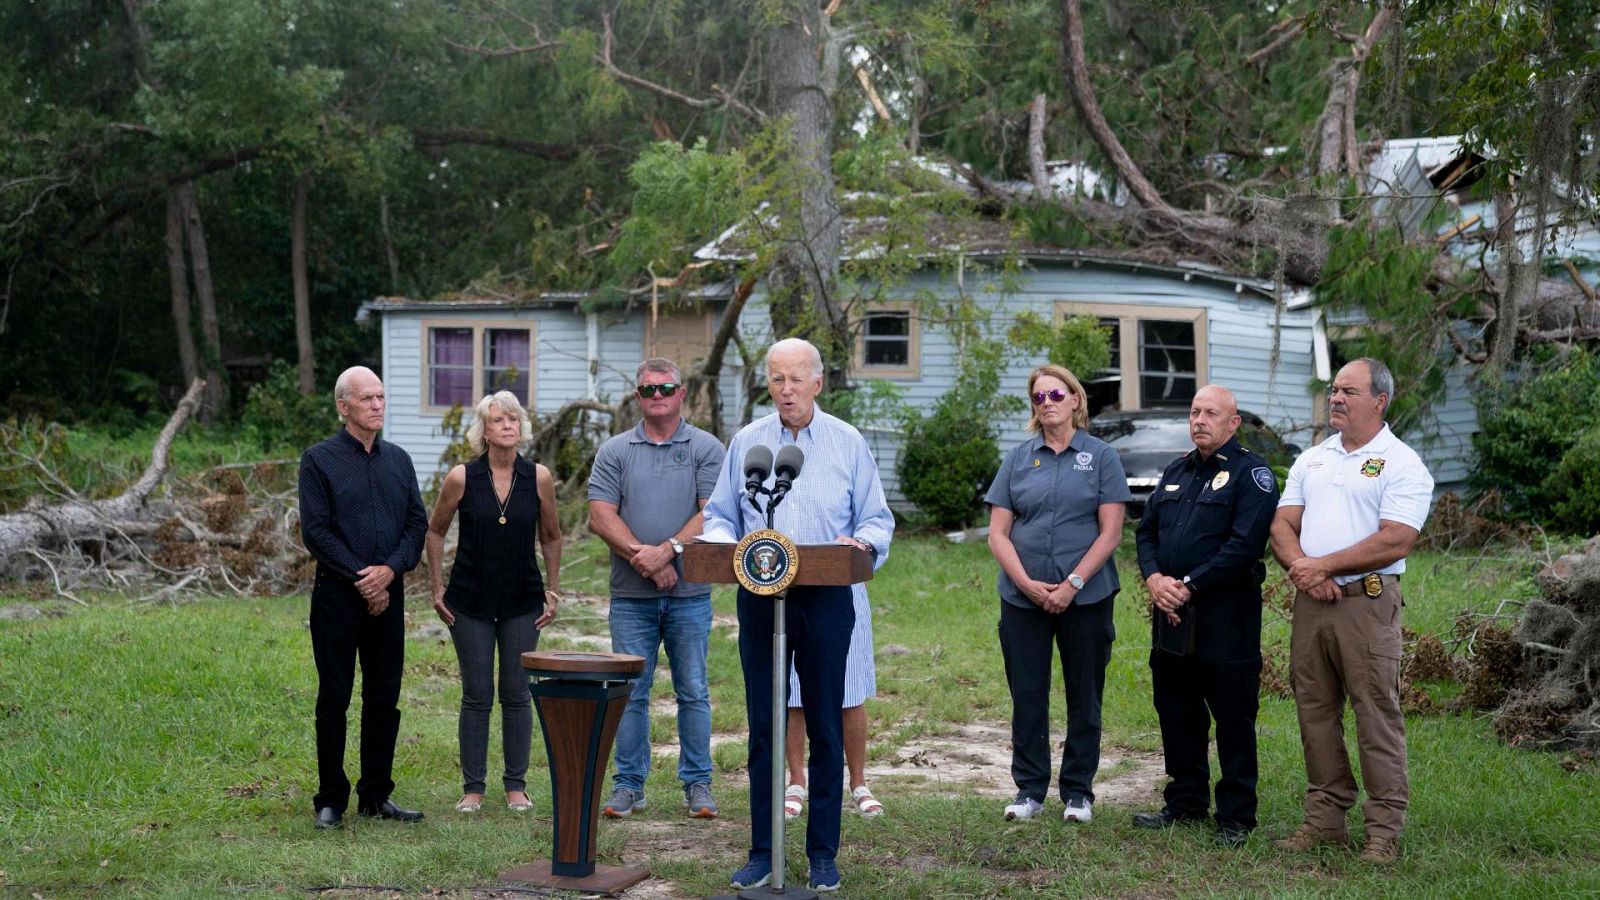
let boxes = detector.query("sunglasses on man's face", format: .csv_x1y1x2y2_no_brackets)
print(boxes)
637,383,681,399
1031,388,1069,406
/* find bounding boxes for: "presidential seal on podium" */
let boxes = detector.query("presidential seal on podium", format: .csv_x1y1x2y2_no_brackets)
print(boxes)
733,528,799,596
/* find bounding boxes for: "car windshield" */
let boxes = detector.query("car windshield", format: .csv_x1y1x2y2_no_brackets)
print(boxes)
1091,417,1191,451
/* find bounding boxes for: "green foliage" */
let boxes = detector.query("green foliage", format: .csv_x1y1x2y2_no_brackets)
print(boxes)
1471,349,1600,528
822,379,911,432
603,140,749,288
239,361,341,453
1006,311,1112,379
1549,425,1600,535
1314,224,1465,437
897,340,1022,529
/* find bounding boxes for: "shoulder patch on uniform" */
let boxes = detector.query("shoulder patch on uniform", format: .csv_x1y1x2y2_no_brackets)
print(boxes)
1252,467,1275,492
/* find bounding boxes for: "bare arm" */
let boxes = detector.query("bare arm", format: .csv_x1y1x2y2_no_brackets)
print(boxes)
424,465,467,625
588,499,645,560
987,506,1056,609
1288,520,1419,582
535,464,562,628
1272,504,1340,602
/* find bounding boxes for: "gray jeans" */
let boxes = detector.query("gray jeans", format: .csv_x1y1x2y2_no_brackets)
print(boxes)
450,609,541,793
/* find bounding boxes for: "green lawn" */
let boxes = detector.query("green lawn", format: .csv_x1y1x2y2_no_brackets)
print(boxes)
0,533,1595,897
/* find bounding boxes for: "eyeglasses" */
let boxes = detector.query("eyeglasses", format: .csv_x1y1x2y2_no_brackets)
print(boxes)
1031,388,1068,406
637,383,681,399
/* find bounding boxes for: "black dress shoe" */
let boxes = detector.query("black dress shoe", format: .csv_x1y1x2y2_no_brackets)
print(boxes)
1216,822,1251,847
314,807,343,829
1132,808,1205,829
358,799,425,822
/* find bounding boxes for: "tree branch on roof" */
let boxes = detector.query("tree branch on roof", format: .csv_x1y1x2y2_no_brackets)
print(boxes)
1242,16,1307,67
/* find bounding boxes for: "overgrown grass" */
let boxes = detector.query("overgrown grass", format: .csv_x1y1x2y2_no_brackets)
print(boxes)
1,534,1596,897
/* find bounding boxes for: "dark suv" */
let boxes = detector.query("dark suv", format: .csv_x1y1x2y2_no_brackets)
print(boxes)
1088,410,1300,515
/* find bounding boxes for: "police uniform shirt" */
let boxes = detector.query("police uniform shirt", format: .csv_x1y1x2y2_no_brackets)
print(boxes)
1277,424,1434,584
1135,434,1279,594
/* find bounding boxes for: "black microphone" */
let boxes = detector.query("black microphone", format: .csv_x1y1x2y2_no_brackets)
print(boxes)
743,445,773,506
770,445,805,505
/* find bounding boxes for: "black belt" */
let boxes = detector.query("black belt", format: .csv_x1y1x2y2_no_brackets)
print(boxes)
1339,573,1400,598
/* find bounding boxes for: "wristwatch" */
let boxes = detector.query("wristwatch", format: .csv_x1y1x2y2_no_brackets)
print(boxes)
668,538,684,556
1066,572,1085,589
1181,575,1193,588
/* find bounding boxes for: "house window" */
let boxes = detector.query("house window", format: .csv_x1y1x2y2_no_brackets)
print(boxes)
1055,302,1207,414
851,303,920,379
421,320,537,413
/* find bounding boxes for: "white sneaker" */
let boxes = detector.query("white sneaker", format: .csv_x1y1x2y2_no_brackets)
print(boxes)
1063,798,1093,823
1004,796,1044,821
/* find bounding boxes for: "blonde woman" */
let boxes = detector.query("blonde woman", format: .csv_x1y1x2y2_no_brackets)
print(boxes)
985,365,1130,824
425,391,561,813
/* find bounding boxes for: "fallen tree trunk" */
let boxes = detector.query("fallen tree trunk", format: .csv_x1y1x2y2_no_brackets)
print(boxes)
0,378,204,563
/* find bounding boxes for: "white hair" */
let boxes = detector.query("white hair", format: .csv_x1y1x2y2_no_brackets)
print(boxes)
333,366,380,423
767,338,824,380
464,391,534,454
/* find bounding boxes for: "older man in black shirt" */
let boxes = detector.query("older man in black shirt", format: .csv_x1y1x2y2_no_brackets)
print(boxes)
1132,385,1278,847
298,365,428,828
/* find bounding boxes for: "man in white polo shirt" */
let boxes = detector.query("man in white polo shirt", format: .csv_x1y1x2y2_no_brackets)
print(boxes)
1269,358,1433,865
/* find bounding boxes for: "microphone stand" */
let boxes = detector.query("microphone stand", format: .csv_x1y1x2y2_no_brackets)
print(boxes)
730,487,813,900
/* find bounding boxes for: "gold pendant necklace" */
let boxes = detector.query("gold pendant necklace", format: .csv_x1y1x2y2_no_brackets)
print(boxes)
495,470,517,525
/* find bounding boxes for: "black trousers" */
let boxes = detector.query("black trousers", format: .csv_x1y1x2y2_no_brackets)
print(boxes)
309,575,404,813
1150,648,1261,828
737,585,853,864
998,597,1115,804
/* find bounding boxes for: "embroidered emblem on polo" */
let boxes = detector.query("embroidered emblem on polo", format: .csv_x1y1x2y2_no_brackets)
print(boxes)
674,448,688,463
1361,458,1386,478
1075,451,1092,466
1211,471,1230,490
1252,467,1275,492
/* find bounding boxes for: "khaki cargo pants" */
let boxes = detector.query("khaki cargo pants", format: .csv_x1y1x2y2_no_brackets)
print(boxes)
1288,577,1407,839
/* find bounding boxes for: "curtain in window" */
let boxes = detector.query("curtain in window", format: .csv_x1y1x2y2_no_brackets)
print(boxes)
429,327,474,408
484,329,531,403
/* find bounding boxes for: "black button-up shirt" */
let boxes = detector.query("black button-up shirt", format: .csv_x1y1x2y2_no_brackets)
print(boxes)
298,429,428,583
1135,435,1279,594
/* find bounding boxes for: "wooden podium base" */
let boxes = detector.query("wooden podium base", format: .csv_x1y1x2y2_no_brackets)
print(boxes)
500,860,650,894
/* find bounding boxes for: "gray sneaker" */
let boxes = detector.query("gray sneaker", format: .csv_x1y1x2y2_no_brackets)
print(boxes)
602,786,646,818
686,782,719,819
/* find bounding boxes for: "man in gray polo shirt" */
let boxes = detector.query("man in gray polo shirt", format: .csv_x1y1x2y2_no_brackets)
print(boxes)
589,357,727,819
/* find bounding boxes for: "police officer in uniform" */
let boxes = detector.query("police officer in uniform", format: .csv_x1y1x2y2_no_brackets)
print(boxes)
1132,384,1279,846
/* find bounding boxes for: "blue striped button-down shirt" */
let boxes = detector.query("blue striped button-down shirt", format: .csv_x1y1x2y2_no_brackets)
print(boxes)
703,408,894,571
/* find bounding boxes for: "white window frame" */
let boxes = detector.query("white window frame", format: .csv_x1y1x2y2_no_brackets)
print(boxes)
419,319,538,415
850,301,921,380
1055,302,1208,411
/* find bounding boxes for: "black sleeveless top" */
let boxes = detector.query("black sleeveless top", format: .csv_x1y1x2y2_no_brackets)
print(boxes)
444,454,545,619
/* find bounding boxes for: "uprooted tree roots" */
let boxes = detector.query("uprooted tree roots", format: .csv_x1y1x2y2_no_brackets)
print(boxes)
1489,538,1600,751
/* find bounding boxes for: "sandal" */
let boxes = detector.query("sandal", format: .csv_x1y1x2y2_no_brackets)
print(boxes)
784,784,807,820
507,792,534,812
852,785,884,818
455,796,482,813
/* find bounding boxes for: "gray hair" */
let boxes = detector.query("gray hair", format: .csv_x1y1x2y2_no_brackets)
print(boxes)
333,366,380,423
1356,357,1395,405
464,391,534,454
767,337,824,380
636,357,682,383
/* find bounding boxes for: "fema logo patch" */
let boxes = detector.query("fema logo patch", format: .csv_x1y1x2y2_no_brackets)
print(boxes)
1252,467,1275,492
1075,451,1093,466
734,529,799,596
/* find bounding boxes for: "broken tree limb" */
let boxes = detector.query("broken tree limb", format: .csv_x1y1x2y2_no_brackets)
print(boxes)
1027,94,1052,198
0,379,204,563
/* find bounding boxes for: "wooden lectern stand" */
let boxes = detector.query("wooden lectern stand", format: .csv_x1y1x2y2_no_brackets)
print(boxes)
501,650,648,894
684,541,873,900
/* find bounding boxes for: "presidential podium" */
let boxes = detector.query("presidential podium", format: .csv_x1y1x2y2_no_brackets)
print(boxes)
685,540,873,900
682,541,874,588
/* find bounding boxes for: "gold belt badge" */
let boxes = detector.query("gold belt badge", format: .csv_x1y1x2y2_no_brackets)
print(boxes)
1362,573,1384,598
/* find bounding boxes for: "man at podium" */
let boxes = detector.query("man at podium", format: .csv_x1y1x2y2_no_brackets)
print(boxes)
703,337,895,894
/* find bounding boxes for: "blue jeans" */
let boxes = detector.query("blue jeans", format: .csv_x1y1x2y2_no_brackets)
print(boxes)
609,594,714,792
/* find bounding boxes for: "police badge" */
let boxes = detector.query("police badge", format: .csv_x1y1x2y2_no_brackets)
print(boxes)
1362,573,1384,598
734,529,800,596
